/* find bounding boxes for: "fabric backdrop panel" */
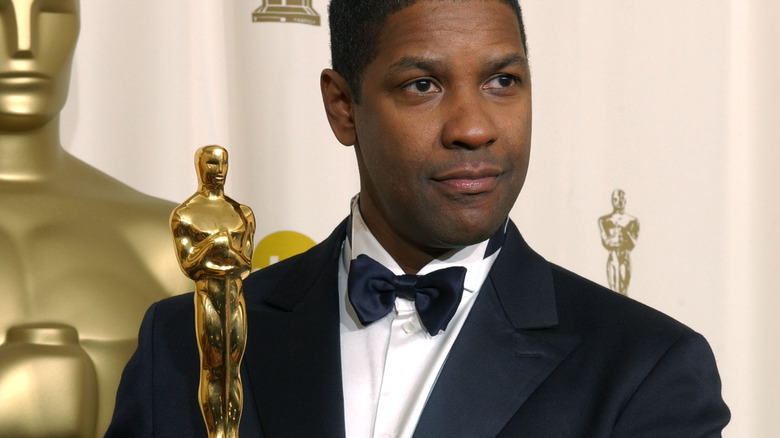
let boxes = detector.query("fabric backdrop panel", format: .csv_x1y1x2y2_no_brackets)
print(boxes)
223,0,359,242
61,1,778,436
62,0,358,243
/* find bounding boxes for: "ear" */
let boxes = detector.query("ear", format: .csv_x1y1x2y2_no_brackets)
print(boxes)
320,69,357,146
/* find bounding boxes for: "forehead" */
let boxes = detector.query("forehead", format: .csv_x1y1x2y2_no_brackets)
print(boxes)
375,0,525,60
201,150,226,162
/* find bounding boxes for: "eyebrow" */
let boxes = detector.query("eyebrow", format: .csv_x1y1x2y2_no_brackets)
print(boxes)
486,53,529,73
387,57,445,75
387,53,529,76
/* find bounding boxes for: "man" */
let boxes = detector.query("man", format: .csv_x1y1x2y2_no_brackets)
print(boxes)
107,1,730,436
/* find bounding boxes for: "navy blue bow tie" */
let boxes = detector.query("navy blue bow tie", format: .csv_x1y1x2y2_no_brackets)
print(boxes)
347,254,467,335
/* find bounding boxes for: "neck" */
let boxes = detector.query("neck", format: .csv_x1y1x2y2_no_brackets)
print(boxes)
384,240,448,275
365,220,450,275
199,184,224,198
0,117,64,182
356,198,451,275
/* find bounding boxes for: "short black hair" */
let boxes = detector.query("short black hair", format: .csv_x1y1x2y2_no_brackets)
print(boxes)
328,0,527,102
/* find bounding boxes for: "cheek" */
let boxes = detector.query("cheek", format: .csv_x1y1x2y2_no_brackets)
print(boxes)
502,117,532,163
361,123,430,182
500,122,532,194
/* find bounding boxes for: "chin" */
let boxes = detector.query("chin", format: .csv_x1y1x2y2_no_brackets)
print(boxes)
0,111,57,131
428,218,505,249
0,89,64,129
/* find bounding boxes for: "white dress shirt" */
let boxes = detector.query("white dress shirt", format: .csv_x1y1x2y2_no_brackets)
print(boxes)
339,200,501,438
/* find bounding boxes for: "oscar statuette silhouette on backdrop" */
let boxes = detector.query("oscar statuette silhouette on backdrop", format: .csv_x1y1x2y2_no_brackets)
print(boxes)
171,146,255,438
0,1,191,436
598,189,640,295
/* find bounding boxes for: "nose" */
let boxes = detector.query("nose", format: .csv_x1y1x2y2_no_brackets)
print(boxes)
9,0,35,58
441,88,499,150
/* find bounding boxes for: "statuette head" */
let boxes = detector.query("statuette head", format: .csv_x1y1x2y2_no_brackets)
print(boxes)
196,145,229,189
0,0,80,130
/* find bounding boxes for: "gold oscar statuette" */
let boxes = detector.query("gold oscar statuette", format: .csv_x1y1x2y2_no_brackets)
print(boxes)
171,146,255,438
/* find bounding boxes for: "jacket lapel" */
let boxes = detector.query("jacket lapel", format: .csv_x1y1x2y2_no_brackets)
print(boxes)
414,222,582,437
242,219,349,437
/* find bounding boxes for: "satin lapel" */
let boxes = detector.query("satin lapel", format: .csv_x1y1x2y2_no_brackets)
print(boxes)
242,219,348,438
414,222,582,438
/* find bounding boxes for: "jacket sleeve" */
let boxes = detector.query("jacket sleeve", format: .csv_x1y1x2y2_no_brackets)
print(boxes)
612,331,730,437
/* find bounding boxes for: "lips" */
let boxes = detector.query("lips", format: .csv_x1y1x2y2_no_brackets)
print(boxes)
0,70,50,78
0,72,50,87
432,166,502,195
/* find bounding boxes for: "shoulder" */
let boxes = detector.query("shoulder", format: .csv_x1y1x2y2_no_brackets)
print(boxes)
243,252,306,304
550,264,692,340
148,292,194,315
63,154,178,211
542,266,729,432
545,264,717,385
243,218,349,309
140,293,196,338
242,242,333,311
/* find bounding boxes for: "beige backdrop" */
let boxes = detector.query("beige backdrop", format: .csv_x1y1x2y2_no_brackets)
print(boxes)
61,1,778,436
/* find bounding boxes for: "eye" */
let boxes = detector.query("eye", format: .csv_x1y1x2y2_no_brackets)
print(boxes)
403,79,440,94
484,74,520,90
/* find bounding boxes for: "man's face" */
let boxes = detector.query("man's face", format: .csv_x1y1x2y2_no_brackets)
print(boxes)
351,0,532,258
0,0,80,130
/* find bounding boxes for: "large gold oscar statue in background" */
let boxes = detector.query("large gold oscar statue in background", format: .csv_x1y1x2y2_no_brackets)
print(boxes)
0,1,191,436
171,146,255,438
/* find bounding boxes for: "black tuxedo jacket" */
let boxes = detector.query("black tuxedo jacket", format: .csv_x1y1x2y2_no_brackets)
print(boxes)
106,218,729,437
